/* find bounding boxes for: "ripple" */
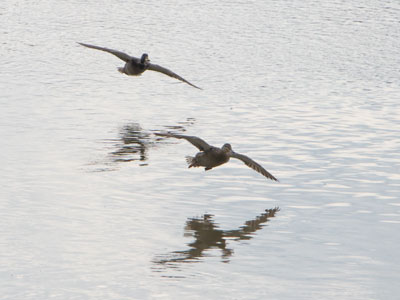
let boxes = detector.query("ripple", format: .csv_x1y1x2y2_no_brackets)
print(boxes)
325,202,352,207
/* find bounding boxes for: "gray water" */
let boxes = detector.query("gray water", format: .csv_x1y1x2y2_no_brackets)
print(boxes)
1,1,400,299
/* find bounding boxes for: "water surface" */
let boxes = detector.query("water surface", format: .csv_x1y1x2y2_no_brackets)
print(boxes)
1,0,400,299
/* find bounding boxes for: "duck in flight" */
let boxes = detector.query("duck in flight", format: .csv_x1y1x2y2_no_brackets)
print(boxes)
156,133,278,181
78,42,201,89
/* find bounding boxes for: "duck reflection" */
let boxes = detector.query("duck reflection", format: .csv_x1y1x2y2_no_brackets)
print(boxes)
110,123,151,163
154,207,279,266
107,118,196,166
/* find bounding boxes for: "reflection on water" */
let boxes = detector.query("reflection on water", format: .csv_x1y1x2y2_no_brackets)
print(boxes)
153,207,279,268
111,123,152,164
91,118,195,170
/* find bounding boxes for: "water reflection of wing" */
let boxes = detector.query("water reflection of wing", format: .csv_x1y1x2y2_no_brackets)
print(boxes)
111,123,150,162
110,119,196,164
91,119,197,172
153,207,279,266
224,207,280,240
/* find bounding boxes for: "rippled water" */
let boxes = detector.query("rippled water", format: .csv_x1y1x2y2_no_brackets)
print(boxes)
1,0,400,299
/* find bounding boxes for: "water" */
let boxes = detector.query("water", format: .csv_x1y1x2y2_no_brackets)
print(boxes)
1,0,400,299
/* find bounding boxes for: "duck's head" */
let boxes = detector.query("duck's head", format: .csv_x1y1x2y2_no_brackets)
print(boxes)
140,53,150,64
221,143,232,152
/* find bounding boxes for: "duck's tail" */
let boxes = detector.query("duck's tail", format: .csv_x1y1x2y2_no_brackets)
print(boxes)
117,67,124,74
185,156,197,168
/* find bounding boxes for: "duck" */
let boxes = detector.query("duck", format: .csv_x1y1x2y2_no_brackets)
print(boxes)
156,133,278,181
78,42,201,89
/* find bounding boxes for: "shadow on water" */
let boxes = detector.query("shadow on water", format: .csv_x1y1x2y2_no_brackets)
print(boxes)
152,207,279,272
88,118,195,171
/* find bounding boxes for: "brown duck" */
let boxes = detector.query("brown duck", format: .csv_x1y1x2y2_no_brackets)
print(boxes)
156,133,278,181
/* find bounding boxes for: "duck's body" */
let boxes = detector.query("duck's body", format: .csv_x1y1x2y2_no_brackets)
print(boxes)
186,145,230,170
117,53,149,76
78,42,201,89
156,133,278,181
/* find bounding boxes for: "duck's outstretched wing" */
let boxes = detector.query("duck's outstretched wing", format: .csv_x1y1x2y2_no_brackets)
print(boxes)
230,152,278,181
147,63,202,89
155,133,211,151
78,42,135,62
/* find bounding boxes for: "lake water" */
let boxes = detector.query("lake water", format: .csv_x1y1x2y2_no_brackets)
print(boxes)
1,1,400,299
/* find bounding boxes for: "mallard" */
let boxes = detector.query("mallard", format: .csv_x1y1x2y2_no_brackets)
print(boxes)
78,42,201,89
156,133,278,181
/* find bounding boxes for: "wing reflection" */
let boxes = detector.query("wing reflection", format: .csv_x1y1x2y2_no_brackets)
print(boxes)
90,118,196,171
110,123,151,163
153,207,279,267
110,119,195,165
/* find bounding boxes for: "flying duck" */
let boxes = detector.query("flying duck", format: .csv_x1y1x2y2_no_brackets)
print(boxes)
156,133,278,181
78,42,201,89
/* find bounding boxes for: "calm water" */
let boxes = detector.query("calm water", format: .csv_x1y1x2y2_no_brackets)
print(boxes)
1,0,400,299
